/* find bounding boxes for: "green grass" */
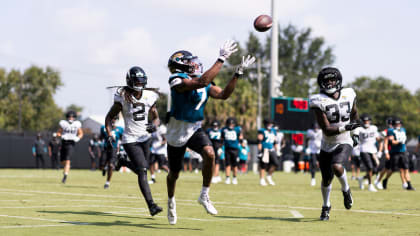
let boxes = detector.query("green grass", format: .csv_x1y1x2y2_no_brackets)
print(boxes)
0,169,419,236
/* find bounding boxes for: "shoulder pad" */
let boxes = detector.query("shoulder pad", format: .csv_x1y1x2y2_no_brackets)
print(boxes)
309,94,323,109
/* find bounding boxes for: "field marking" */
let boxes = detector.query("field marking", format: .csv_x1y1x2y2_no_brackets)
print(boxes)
290,210,304,218
105,211,244,222
0,214,89,225
0,224,72,229
1,188,420,218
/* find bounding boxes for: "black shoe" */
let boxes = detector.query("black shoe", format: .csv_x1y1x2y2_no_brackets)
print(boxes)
320,206,331,221
342,189,353,210
61,174,67,184
382,179,388,190
149,203,163,216
406,183,415,191
104,183,110,189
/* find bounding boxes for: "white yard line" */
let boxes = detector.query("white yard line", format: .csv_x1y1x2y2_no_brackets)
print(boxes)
0,224,72,229
0,214,89,225
290,210,304,218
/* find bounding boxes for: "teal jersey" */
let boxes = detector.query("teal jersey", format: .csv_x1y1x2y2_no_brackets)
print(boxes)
222,126,241,149
387,127,407,153
206,128,222,141
168,73,211,123
258,128,277,150
100,125,124,149
239,145,250,161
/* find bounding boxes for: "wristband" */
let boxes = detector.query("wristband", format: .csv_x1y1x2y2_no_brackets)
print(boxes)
338,126,346,133
217,57,225,63
384,150,389,154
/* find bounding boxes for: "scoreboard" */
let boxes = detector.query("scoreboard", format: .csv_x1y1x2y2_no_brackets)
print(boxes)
271,97,315,133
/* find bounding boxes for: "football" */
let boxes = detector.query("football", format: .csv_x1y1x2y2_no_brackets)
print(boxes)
253,14,272,32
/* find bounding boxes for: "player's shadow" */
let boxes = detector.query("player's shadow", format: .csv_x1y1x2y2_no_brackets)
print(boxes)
216,215,319,223
38,210,201,231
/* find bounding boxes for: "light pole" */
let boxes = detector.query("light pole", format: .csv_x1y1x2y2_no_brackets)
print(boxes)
256,58,262,129
270,0,279,118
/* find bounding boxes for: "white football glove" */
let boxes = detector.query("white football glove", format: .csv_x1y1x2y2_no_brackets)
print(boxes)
74,137,80,143
218,39,238,62
235,55,256,75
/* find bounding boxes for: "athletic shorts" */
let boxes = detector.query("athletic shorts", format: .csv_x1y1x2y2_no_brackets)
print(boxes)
351,155,361,168
167,128,212,172
150,153,168,167
384,158,392,170
100,148,117,168
225,148,239,167
319,144,352,181
390,152,409,171
60,140,75,161
360,152,375,171
259,150,280,169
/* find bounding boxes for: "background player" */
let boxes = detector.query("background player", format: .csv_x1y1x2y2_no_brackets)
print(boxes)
239,139,251,173
32,133,47,169
104,66,162,216
57,110,83,183
309,67,360,221
207,120,223,184
375,117,394,189
356,114,381,192
88,134,102,171
100,116,123,189
165,40,255,224
149,124,169,184
306,123,322,186
222,117,242,185
257,118,280,186
48,133,61,169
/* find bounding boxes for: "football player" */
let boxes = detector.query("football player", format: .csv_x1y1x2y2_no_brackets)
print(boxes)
48,133,61,169
355,114,381,192
306,123,322,186
149,124,169,184
375,117,394,189
207,120,223,184
99,116,123,189
165,40,255,224
383,118,414,190
221,117,242,185
57,111,83,183
309,67,361,221
104,66,163,216
257,118,280,186
88,134,102,171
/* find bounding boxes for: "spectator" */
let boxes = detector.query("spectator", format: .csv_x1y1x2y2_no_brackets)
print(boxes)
32,133,47,169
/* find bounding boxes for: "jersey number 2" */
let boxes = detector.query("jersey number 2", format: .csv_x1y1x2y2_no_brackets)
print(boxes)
133,103,145,121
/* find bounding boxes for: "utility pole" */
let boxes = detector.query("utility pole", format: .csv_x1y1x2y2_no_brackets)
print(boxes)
18,74,23,132
257,58,262,129
270,0,279,118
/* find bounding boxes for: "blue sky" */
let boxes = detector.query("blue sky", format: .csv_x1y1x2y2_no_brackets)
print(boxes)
0,0,419,116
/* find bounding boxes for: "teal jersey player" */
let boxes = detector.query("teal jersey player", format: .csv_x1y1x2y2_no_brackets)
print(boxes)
222,126,242,149
387,127,407,153
100,125,124,149
258,127,277,150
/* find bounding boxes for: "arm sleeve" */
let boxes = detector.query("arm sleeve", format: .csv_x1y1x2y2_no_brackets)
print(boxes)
169,77,183,89
114,88,124,104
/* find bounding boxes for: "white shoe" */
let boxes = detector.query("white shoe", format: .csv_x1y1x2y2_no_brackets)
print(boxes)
374,181,383,190
198,194,218,215
167,198,177,225
266,176,275,186
216,176,222,183
232,177,238,185
358,177,365,190
260,178,267,186
148,180,155,185
311,178,316,186
194,169,199,174
363,179,369,185
211,177,218,184
368,184,377,192
402,182,408,189
225,177,231,185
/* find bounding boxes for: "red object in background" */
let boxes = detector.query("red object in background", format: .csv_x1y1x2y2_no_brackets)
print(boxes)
292,133,304,145
292,99,308,110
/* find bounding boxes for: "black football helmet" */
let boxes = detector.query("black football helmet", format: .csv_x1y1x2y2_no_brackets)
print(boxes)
317,67,342,95
168,50,203,75
66,110,77,119
385,116,394,126
126,66,147,92
392,117,402,126
211,120,220,127
360,114,371,122
263,118,273,127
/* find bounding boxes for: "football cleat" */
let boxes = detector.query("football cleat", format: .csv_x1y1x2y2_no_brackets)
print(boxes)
225,177,231,185
104,183,110,189
260,178,268,186
311,178,316,186
342,189,353,210
358,177,365,190
320,206,331,221
382,179,388,190
149,203,163,216
266,176,275,186
61,174,67,184
368,184,377,192
232,177,238,185
198,194,218,215
168,198,177,225
374,181,383,190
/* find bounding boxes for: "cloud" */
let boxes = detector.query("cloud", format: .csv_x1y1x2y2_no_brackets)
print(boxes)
54,5,108,33
0,40,14,55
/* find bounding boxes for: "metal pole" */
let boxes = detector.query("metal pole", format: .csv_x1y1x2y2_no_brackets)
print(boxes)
257,58,262,129
18,74,23,132
270,0,279,118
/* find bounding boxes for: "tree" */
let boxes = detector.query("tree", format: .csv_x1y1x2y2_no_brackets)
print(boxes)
0,66,64,131
347,77,420,137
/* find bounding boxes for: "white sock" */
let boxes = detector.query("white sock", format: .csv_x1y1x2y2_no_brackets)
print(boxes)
201,186,210,196
321,184,332,207
105,181,110,185
169,196,175,202
151,174,156,179
338,169,350,191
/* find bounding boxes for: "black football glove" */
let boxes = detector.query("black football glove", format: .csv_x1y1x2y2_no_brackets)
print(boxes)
146,123,157,133
351,134,360,147
345,122,361,131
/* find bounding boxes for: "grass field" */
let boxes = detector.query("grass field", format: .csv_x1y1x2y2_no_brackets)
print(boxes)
0,169,419,236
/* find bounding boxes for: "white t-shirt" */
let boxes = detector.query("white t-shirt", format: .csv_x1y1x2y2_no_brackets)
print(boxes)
59,120,81,141
309,88,357,152
357,125,379,154
307,128,322,154
151,125,167,156
114,89,159,144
